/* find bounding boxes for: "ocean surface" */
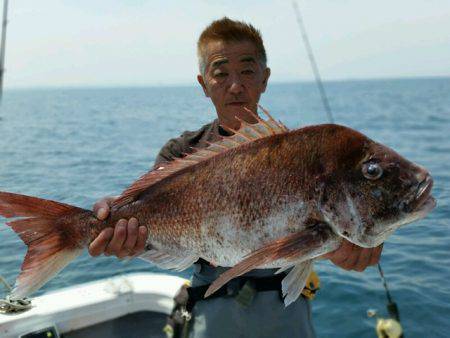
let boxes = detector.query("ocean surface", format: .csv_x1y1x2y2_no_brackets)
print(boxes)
1,78,449,337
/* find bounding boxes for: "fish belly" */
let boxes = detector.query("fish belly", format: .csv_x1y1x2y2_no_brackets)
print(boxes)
190,201,312,267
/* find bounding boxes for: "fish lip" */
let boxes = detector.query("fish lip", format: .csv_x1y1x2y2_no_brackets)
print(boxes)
405,175,435,212
408,195,436,219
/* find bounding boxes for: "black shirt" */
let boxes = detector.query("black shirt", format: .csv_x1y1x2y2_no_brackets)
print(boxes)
154,119,230,167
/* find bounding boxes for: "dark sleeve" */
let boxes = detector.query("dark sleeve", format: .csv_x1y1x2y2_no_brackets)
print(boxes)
153,131,198,168
154,138,186,167
153,122,214,168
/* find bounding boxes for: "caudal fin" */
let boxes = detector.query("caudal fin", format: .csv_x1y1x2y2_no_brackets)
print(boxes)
0,191,90,299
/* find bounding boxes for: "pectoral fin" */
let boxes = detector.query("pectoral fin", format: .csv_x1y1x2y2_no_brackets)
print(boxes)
139,248,198,271
205,223,337,299
282,260,313,306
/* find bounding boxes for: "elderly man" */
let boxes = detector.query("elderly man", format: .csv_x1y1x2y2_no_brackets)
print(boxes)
89,18,382,337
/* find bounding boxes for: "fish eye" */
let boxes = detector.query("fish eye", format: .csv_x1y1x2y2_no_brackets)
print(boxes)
362,162,383,180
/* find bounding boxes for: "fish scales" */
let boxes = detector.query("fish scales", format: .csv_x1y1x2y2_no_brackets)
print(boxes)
0,110,436,305
119,129,323,266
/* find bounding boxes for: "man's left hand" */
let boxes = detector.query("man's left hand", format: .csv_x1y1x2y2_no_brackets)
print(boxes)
321,239,383,272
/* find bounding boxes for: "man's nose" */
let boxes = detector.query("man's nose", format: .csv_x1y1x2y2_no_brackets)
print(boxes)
228,74,244,95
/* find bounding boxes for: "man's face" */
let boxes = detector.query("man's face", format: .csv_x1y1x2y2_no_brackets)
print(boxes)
197,40,270,121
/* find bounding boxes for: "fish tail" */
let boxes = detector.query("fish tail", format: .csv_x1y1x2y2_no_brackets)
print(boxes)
0,191,91,299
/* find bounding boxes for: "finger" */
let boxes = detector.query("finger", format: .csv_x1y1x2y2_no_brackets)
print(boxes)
369,244,383,266
116,249,132,259
353,248,373,272
96,207,109,221
133,226,148,255
122,218,139,252
104,219,127,256
93,196,117,220
88,228,114,257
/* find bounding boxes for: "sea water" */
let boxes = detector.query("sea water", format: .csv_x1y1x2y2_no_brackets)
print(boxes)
1,78,449,337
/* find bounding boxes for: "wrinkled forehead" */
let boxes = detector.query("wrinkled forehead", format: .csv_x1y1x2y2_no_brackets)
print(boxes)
203,40,260,70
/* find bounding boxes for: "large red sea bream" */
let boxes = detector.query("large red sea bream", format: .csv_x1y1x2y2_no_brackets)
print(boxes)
0,110,436,306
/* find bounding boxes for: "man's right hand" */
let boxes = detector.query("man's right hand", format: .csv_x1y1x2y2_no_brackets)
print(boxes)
88,196,148,259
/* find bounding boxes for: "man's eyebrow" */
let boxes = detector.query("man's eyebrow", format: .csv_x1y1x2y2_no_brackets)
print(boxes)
211,59,229,68
240,56,256,63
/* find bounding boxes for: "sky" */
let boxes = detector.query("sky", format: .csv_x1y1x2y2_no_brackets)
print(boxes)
4,0,450,88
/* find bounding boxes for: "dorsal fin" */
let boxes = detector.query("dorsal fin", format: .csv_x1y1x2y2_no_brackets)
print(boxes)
112,107,289,209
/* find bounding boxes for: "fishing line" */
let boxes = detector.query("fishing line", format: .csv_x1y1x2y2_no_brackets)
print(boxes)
0,274,12,292
291,0,404,333
0,274,31,313
291,0,334,124
377,263,401,322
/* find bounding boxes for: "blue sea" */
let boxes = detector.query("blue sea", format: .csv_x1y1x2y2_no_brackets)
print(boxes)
1,78,449,337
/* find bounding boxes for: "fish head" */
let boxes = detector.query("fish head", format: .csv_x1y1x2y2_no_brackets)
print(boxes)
318,125,436,248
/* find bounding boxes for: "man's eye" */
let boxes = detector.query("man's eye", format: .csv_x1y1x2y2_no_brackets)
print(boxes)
214,72,228,78
242,69,254,75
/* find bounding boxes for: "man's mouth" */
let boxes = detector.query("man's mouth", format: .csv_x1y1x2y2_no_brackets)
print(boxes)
226,101,247,106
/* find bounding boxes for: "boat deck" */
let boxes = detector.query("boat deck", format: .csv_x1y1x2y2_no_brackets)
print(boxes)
0,273,187,338
63,311,167,338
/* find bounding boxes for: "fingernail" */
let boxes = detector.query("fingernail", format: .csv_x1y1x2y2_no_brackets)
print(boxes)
98,208,106,218
117,219,128,227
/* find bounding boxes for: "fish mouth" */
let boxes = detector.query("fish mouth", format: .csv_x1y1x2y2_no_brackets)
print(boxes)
404,174,436,213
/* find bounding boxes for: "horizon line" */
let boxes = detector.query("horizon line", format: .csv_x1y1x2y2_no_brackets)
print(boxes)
4,74,450,92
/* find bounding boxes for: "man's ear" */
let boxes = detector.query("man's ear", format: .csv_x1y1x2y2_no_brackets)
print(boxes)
197,74,210,98
261,67,271,93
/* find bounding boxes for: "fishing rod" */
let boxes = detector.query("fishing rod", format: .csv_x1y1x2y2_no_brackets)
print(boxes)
0,0,9,104
291,1,404,337
291,0,333,124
